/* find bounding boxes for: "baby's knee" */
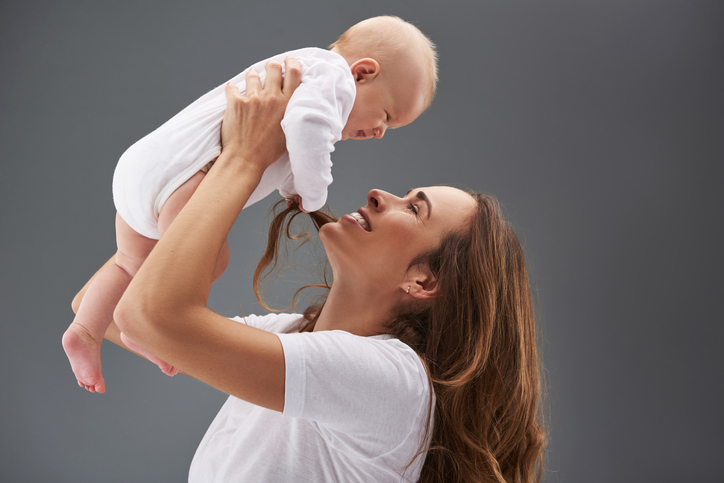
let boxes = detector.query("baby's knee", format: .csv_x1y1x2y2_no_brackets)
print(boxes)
114,250,144,278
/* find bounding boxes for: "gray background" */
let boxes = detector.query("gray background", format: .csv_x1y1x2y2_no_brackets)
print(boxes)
1,1,722,482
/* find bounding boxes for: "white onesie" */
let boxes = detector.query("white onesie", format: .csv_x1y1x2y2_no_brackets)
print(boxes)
112,47,356,240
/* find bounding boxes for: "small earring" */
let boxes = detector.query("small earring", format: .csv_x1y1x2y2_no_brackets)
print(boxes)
406,286,410,294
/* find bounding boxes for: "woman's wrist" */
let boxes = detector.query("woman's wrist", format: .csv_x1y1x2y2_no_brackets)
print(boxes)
211,148,267,183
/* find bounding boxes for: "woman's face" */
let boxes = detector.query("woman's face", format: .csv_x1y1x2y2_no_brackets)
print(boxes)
320,186,477,286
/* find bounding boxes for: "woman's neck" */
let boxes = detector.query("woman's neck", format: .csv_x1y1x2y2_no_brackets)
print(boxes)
313,279,396,337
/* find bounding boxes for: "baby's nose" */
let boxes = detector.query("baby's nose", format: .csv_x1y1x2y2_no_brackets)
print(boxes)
373,125,387,139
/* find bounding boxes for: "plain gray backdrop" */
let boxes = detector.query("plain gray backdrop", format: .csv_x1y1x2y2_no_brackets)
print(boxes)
1,1,722,482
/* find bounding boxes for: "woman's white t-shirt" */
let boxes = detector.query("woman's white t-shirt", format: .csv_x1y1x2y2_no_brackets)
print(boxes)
189,313,434,483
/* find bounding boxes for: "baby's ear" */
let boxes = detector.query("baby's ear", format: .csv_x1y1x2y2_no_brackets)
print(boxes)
350,58,380,82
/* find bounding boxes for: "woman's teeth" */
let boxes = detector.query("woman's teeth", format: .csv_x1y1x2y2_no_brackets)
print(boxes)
349,212,370,231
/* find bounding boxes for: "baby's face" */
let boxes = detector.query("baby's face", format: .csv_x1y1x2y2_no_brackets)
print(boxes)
341,72,427,141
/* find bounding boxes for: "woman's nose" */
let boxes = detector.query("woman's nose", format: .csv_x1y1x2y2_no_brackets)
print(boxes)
367,189,389,211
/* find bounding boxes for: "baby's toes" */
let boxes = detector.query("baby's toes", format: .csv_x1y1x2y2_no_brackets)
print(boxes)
79,375,105,394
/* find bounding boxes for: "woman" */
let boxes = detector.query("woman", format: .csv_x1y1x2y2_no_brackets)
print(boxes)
72,58,545,482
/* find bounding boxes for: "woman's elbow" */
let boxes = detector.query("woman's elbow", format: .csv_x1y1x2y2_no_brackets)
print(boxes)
114,291,158,339
114,294,140,337
114,289,182,339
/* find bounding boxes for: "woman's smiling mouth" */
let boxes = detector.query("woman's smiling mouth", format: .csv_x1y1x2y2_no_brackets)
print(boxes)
346,211,371,231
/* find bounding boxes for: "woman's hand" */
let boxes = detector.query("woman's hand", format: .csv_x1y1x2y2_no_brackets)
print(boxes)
221,57,302,173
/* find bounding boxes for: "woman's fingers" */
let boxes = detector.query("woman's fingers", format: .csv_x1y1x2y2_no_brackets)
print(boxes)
221,82,244,150
283,57,302,97
245,68,261,94
242,58,301,98
258,58,301,98
224,81,240,98
264,61,283,93
218,57,301,169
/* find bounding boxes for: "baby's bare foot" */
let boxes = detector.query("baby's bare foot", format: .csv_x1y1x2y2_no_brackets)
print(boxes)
62,323,106,393
120,333,180,376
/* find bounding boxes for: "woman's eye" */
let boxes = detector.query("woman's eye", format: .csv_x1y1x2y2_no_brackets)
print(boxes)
408,203,419,216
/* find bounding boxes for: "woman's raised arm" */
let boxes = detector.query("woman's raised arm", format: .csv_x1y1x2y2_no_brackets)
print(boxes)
114,58,303,412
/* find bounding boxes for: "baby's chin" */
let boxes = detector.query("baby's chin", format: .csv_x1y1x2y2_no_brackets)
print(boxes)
342,129,368,141
341,129,359,140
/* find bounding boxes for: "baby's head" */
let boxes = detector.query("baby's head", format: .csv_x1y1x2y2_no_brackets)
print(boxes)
330,16,438,141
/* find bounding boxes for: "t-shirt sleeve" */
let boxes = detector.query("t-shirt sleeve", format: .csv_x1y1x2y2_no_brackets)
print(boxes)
279,60,356,212
231,313,306,334
277,330,430,446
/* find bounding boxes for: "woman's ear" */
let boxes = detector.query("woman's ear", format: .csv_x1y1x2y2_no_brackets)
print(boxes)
401,263,438,301
350,58,380,83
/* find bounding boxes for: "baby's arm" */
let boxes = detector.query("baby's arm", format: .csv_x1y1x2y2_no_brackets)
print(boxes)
280,60,355,212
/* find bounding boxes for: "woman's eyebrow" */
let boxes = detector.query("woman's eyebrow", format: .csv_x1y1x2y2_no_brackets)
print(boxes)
417,191,432,219
406,189,432,219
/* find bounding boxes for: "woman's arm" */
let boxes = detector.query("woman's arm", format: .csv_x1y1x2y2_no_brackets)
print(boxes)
115,59,303,412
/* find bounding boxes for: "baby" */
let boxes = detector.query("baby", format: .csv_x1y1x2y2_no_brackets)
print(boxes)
63,16,438,393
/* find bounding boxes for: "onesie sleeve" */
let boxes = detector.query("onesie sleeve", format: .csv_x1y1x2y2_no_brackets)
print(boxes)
277,330,431,451
280,59,356,212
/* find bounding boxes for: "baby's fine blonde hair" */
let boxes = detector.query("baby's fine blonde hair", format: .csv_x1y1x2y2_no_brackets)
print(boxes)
329,16,438,109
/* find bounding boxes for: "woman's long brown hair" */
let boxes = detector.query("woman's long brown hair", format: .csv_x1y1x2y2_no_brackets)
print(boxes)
254,194,546,482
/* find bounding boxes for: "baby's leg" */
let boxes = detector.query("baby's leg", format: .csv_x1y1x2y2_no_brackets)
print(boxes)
62,215,156,393
120,169,230,375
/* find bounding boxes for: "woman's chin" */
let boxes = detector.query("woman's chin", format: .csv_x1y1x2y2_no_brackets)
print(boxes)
318,223,332,241
318,224,340,253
